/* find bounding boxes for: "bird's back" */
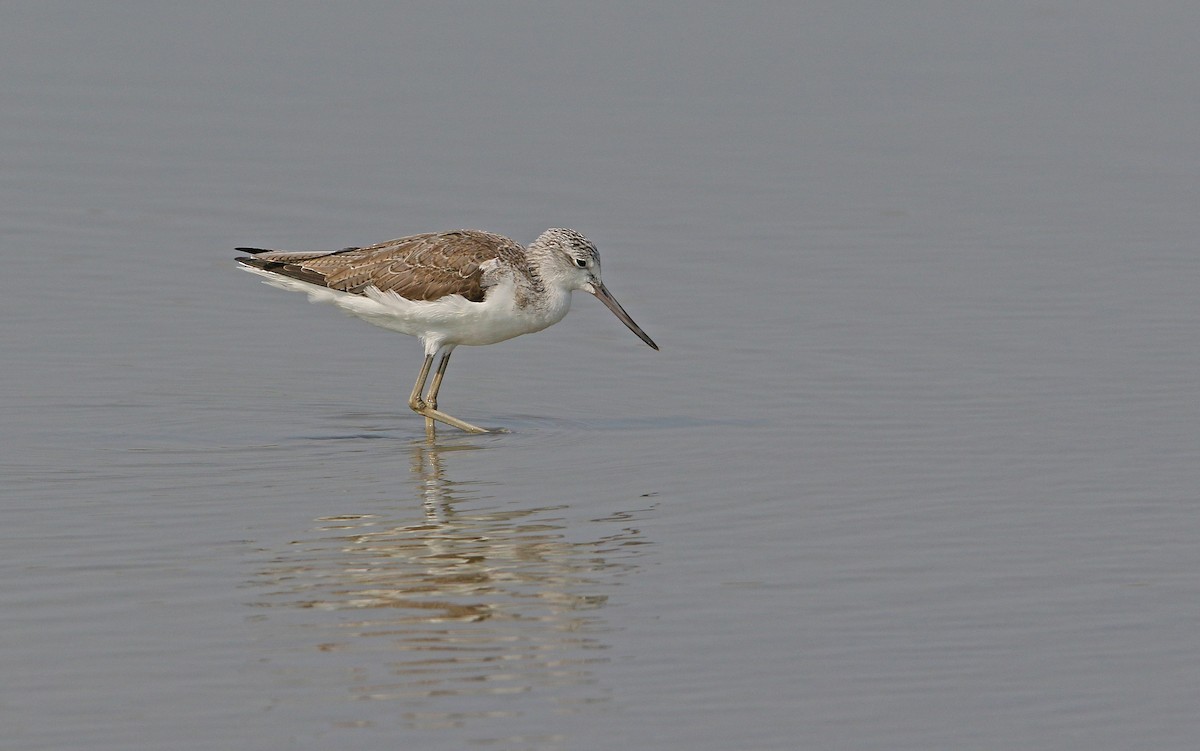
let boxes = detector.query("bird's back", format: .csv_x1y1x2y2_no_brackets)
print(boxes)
236,230,529,303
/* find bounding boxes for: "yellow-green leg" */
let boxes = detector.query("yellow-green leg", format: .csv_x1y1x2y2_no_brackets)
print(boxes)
407,351,488,434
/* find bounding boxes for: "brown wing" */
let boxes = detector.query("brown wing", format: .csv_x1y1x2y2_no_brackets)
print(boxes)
236,230,528,303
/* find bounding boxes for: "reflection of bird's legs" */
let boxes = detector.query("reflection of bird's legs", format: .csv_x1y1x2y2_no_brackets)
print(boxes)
407,350,487,434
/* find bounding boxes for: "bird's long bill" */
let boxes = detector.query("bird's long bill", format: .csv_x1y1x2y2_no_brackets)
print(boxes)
590,282,659,350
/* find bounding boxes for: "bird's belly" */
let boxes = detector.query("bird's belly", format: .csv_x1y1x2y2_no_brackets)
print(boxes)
241,266,570,350
361,278,571,348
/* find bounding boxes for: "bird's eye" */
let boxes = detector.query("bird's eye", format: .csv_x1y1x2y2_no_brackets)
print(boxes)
575,258,588,268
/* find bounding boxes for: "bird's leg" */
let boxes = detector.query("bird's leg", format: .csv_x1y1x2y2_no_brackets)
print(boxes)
408,354,435,412
424,350,453,411
420,351,454,432
407,351,488,434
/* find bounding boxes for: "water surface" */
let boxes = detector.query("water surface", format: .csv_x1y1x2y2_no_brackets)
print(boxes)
4,3,1200,749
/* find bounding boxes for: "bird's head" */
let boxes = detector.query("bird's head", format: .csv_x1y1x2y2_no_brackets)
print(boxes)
531,228,658,350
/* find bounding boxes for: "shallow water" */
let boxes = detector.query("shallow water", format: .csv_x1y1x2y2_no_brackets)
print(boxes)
5,3,1200,749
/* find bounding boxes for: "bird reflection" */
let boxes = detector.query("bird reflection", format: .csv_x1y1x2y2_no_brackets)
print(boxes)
249,437,651,732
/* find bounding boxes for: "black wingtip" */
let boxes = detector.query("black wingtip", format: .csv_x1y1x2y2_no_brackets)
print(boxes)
235,247,273,255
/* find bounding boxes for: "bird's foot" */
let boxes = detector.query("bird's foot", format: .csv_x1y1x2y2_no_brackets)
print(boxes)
411,405,490,434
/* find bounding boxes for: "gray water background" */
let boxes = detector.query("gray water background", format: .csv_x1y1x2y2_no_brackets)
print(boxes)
4,3,1200,749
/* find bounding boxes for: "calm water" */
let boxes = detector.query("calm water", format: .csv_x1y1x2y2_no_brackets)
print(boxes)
4,3,1200,749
